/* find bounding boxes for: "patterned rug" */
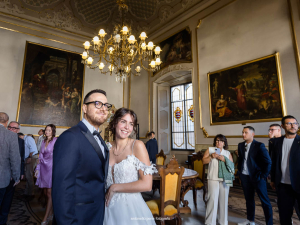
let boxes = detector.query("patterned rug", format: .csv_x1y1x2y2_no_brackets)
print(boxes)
228,186,300,225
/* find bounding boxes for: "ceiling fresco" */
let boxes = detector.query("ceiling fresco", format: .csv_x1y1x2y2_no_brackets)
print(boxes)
0,0,204,36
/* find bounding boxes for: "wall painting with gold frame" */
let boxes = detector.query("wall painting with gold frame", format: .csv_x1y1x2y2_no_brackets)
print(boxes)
208,52,286,125
17,41,85,128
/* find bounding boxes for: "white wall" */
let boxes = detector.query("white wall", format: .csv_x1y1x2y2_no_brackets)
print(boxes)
197,0,299,146
0,28,123,135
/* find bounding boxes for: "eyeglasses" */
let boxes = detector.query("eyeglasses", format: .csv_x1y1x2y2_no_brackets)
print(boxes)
268,128,278,132
84,101,112,110
215,140,224,142
8,126,19,130
285,122,299,126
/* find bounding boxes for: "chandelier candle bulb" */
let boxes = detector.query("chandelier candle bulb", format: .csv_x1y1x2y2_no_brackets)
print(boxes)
99,29,106,38
108,47,114,54
141,42,147,50
154,46,161,55
109,65,114,71
87,57,93,65
84,41,91,50
99,62,105,70
93,36,100,45
155,57,161,65
150,60,156,68
140,32,147,40
128,35,136,44
147,41,154,50
122,26,128,35
135,66,141,73
114,34,121,43
82,51,88,59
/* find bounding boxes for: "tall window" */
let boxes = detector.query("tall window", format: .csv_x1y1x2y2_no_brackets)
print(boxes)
171,83,194,150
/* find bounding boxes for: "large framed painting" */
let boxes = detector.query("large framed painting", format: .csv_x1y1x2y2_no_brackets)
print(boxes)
208,53,286,125
154,27,192,75
17,41,85,128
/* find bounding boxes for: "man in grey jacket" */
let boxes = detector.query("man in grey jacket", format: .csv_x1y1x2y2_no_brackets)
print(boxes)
0,112,21,206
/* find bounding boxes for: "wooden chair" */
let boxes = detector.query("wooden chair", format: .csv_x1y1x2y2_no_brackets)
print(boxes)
146,157,184,225
156,149,166,166
191,151,207,209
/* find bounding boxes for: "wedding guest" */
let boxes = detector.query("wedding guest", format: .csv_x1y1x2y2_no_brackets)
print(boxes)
145,131,158,164
270,115,300,225
202,134,234,225
35,124,57,224
237,126,272,225
18,132,38,199
36,129,45,153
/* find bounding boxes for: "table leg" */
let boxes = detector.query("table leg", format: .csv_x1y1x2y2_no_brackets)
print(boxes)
179,178,196,214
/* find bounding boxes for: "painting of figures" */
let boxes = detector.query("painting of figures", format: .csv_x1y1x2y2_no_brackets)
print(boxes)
17,42,84,128
208,53,286,125
154,27,192,74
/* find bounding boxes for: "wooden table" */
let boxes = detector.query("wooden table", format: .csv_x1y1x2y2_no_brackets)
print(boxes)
153,168,199,214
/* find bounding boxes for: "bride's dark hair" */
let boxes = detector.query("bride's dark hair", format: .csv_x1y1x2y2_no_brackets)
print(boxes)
108,107,138,139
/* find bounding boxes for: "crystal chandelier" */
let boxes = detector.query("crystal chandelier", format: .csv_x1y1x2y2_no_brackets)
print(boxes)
81,0,162,83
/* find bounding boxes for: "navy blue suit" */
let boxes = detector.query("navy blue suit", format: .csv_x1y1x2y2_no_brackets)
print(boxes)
146,138,158,164
237,139,273,225
270,135,300,225
52,121,109,225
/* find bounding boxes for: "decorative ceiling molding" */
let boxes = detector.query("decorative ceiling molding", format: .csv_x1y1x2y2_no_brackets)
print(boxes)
0,0,24,14
39,4,81,30
21,0,60,8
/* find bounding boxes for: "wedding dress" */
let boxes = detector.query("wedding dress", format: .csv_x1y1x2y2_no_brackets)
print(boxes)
104,141,157,225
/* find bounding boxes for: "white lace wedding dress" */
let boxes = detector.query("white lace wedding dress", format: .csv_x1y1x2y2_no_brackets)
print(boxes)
104,141,157,225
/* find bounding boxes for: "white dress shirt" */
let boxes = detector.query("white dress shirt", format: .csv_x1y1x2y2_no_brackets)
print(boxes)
82,118,105,158
242,142,252,175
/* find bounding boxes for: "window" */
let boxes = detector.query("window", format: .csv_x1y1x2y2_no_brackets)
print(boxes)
171,83,194,150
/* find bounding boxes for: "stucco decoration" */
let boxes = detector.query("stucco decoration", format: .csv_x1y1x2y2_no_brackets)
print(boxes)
22,0,60,7
0,0,24,14
154,64,190,78
159,5,173,23
40,4,81,30
182,0,199,8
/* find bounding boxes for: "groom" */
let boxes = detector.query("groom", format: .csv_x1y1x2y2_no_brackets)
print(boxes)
52,89,111,225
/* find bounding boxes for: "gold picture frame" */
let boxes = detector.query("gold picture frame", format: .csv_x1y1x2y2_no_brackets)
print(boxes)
16,41,85,128
208,52,286,125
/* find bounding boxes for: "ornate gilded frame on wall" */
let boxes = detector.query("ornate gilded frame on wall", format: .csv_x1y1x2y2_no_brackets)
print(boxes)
153,27,192,76
207,52,286,125
16,41,85,128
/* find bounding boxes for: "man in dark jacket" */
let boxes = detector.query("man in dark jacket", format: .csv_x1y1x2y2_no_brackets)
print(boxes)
270,115,300,225
237,126,272,225
145,131,158,164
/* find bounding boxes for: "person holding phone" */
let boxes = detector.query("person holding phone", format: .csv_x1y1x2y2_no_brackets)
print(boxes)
203,134,234,225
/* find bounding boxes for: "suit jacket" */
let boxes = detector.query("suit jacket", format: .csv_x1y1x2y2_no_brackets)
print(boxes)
52,121,109,225
146,138,158,164
237,139,271,182
0,125,21,188
18,137,25,176
270,135,300,193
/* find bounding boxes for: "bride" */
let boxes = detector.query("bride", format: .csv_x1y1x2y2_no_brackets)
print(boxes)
104,108,157,225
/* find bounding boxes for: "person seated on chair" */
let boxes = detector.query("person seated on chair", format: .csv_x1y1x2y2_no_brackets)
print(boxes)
203,134,234,225
145,131,158,164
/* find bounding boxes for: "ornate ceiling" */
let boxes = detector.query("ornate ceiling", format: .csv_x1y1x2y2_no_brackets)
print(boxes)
0,0,204,36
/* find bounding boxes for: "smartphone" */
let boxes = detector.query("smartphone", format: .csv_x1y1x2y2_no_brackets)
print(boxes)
215,148,221,155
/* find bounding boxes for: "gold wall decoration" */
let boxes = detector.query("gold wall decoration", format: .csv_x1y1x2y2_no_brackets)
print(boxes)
188,105,194,122
174,107,182,123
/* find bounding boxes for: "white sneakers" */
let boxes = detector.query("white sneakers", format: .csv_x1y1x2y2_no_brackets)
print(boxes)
237,220,255,225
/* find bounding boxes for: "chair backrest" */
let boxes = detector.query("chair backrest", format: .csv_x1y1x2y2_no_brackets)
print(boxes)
191,151,204,180
156,149,166,165
159,156,185,216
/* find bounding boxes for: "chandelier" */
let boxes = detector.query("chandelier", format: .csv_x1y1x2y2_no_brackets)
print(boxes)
81,0,162,83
